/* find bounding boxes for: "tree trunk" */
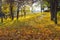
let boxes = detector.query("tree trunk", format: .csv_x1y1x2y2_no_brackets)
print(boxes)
50,0,54,21
10,2,14,20
54,0,58,24
23,6,26,17
17,4,19,20
1,17,3,23
0,0,3,23
50,0,58,24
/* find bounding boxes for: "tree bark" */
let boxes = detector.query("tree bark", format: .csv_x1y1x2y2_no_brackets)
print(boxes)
10,5,14,20
50,0,54,21
50,0,58,24
10,0,14,20
17,3,19,20
54,0,58,24
23,6,26,17
0,0,3,23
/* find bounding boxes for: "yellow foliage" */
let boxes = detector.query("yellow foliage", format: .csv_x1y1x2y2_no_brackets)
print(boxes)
2,3,17,14
13,5,17,12
2,4,10,14
21,5,31,13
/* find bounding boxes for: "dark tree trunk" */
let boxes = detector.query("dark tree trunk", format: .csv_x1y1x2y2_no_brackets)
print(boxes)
1,17,3,23
17,4,19,20
40,0,43,13
54,0,58,24
50,0,54,21
10,0,14,20
10,5,14,20
50,0,58,24
0,0,3,23
23,6,26,17
41,5,42,12
40,1,42,12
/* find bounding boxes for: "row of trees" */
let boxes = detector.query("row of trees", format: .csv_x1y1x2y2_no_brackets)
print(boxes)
44,0,59,24
0,0,59,24
0,0,47,22
0,0,33,22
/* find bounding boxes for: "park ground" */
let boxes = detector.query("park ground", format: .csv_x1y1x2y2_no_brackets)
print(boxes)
0,12,60,40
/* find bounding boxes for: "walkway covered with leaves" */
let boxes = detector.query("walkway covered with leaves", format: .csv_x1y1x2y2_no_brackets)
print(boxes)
0,12,60,40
